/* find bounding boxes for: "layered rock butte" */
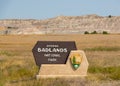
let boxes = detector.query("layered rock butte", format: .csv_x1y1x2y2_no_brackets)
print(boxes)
0,14,120,34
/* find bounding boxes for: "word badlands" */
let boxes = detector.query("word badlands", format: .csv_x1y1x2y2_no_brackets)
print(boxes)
37,48,68,53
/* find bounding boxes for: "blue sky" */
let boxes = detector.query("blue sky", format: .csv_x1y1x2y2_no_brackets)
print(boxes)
0,0,120,19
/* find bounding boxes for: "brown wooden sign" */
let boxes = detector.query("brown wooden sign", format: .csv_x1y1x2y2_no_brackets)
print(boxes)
32,41,77,66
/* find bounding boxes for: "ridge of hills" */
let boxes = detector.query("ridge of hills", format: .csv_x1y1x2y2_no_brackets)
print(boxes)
0,14,120,34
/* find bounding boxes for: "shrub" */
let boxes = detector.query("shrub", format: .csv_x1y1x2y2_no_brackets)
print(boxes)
103,31,108,34
108,15,112,18
91,31,97,34
84,31,89,34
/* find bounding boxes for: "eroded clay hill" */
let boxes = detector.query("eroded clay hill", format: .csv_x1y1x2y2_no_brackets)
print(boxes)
0,14,120,34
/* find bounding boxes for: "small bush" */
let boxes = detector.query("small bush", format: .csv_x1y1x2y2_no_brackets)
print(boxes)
103,31,108,34
91,31,97,34
108,15,112,18
84,31,89,34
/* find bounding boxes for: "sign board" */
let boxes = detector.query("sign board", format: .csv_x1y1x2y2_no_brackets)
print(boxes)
36,50,89,78
32,41,77,66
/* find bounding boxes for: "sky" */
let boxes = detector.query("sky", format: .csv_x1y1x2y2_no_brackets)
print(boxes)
0,0,120,19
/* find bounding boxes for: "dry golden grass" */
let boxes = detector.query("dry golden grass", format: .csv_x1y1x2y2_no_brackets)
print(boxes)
0,34,120,86
0,34,120,50
0,26,6,30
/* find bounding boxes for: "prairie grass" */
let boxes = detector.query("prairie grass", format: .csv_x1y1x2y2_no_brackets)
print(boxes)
0,51,19,56
84,46,120,51
88,66,120,80
0,34,120,86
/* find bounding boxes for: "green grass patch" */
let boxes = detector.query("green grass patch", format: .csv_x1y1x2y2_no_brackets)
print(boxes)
5,65,38,80
18,78,70,86
0,51,18,56
84,46,120,51
88,66,120,80
1,62,38,84
0,70,4,86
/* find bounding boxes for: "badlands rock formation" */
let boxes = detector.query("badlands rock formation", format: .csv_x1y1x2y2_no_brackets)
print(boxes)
0,14,120,34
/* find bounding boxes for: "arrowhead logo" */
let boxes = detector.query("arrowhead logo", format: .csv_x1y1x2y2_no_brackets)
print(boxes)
70,53,82,70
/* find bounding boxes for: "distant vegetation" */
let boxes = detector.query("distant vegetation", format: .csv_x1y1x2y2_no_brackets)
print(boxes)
7,26,18,29
84,31,109,34
102,31,108,34
84,31,89,34
91,31,98,34
108,15,112,18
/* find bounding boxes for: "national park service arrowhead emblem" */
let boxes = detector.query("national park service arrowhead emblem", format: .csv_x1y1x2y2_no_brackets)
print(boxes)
70,51,83,70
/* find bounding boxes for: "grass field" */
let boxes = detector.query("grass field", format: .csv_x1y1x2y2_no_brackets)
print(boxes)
0,34,120,86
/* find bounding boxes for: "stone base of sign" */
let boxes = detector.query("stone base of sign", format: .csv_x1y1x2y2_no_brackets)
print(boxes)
36,50,89,79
